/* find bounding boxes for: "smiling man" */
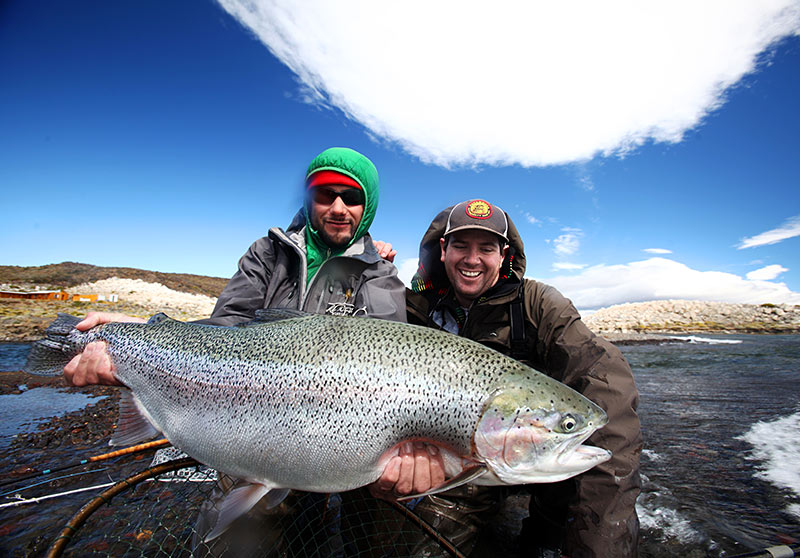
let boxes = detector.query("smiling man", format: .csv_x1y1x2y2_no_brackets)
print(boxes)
402,199,643,558
61,147,411,554
206,145,406,324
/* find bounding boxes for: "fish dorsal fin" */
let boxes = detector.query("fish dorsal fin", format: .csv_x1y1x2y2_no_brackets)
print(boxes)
397,464,488,501
251,309,312,323
147,313,172,325
204,484,288,542
110,390,161,446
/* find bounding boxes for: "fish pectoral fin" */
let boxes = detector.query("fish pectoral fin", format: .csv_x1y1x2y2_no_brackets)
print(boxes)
204,483,283,542
396,464,488,501
109,391,161,447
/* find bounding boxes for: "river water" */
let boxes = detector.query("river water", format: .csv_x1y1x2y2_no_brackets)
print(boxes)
625,334,800,556
0,335,798,556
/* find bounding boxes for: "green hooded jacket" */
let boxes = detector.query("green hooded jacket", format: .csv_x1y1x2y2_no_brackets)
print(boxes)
303,147,379,284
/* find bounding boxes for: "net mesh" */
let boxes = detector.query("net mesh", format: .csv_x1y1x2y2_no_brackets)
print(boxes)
55,452,461,558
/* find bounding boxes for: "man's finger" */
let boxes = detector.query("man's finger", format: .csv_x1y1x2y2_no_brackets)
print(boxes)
64,353,84,386
395,442,415,495
76,312,145,331
427,445,446,488
376,456,401,492
81,342,106,384
412,442,432,494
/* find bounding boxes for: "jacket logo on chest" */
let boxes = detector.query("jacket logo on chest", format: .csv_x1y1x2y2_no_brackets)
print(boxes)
326,302,368,317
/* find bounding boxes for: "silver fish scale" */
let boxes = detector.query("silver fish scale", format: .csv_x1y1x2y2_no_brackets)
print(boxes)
89,314,592,491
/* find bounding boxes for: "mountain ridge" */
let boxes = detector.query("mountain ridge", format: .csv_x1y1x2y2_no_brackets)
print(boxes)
0,262,228,298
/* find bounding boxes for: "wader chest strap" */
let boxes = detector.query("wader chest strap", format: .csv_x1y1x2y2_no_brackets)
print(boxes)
509,288,527,361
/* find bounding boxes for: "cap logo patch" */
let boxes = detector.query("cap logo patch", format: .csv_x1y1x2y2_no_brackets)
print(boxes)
465,200,492,220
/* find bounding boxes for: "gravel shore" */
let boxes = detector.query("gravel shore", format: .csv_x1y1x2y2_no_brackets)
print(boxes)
2,278,799,342
584,299,800,335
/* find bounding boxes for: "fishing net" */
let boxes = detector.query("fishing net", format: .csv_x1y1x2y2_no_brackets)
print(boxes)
48,449,465,558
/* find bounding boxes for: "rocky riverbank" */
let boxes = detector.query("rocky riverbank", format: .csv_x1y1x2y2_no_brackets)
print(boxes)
2,274,799,342
584,299,800,335
0,278,217,341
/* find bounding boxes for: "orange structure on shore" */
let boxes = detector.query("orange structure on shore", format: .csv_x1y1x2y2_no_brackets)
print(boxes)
0,289,69,301
0,290,118,302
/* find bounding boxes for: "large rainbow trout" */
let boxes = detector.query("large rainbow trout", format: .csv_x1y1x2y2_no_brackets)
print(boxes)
26,311,610,539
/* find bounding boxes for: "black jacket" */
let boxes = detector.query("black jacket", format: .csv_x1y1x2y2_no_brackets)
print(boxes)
407,205,642,558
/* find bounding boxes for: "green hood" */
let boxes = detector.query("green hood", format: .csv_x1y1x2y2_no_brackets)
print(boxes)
303,147,380,283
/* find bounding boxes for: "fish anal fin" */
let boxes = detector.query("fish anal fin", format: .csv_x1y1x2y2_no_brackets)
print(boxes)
109,390,161,446
204,484,287,542
397,464,488,501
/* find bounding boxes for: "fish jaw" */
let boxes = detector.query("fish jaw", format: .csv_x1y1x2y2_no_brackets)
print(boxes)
473,384,611,485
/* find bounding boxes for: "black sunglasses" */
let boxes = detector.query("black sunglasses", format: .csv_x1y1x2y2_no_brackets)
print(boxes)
310,187,365,207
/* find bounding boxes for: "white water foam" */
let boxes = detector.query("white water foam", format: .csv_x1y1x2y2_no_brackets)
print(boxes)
636,471,702,543
671,335,743,345
736,410,800,518
636,498,700,543
641,448,664,462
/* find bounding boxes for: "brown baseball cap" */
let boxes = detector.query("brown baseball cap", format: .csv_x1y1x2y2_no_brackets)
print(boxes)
443,199,509,242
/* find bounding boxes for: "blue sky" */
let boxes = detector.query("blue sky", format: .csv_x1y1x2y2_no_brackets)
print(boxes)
1,1,799,310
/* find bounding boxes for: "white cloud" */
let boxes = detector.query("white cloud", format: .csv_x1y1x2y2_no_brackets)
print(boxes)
738,216,800,249
397,255,800,309
217,1,800,167
539,257,800,310
397,257,420,288
643,248,672,254
746,264,788,281
553,229,583,256
552,262,587,271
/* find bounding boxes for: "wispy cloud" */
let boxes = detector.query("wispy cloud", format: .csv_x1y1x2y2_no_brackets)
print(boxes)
552,262,587,272
746,264,788,281
541,257,800,310
738,216,800,249
522,212,540,225
643,248,672,254
218,1,800,167
552,228,583,257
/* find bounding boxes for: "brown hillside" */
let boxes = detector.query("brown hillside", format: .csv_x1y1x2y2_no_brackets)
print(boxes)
0,262,228,298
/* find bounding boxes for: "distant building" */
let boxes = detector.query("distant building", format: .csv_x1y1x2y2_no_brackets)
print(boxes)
0,290,118,302
70,293,119,303
0,290,69,301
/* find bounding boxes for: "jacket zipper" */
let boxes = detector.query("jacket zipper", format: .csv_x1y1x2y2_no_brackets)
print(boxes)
269,227,308,307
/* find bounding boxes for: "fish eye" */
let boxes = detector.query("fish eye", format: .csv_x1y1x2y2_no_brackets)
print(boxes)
559,414,578,433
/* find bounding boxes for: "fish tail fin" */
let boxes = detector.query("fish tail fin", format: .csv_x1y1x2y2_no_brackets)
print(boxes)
24,313,85,376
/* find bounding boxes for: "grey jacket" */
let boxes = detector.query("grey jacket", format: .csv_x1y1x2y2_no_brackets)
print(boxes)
204,211,406,326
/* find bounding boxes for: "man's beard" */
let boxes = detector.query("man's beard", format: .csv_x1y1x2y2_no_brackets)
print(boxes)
318,227,352,250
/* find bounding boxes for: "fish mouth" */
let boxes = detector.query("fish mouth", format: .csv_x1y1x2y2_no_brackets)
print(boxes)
555,429,610,468
556,436,611,468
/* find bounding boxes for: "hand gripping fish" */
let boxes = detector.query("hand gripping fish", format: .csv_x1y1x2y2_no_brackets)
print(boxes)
26,311,611,540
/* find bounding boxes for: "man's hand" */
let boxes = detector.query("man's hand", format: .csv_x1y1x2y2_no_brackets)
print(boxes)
369,442,446,501
63,312,145,387
373,240,397,263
